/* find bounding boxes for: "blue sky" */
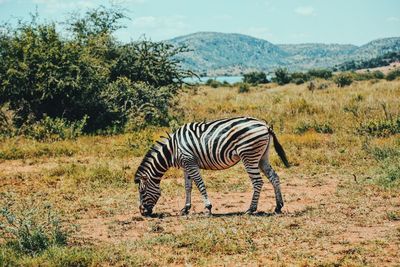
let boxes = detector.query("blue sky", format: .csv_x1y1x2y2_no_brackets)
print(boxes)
0,0,399,45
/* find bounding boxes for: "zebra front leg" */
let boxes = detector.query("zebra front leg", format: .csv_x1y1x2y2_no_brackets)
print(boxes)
259,160,284,213
184,162,212,215
181,170,192,216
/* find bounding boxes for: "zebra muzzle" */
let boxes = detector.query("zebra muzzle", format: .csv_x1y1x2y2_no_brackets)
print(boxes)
139,204,153,216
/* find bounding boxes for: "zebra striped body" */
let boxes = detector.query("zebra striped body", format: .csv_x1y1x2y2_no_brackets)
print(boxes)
174,117,269,170
135,117,289,216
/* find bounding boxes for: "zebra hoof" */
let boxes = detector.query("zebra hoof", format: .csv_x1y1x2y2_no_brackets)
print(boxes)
274,207,282,214
180,206,191,216
203,205,212,216
203,209,212,217
245,208,256,215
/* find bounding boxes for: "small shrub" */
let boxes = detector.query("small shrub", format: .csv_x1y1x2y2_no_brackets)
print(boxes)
357,117,400,137
243,71,268,85
375,161,400,188
369,147,400,161
294,122,312,134
387,211,400,221
0,206,68,255
318,83,329,89
274,68,291,85
295,121,333,134
386,69,400,81
372,70,385,79
206,79,222,88
334,73,353,87
307,69,333,79
237,83,250,93
307,81,316,91
314,123,334,134
22,116,88,142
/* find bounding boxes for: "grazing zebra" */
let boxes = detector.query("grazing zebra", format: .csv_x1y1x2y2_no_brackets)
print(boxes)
134,116,289,216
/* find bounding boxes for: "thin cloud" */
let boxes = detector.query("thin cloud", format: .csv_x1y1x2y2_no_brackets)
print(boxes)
111,0,146,4
239,26,275,41
295,6,315,16
131,15,189,41
33,0,97,13
212,14,232,21
386,17,399,22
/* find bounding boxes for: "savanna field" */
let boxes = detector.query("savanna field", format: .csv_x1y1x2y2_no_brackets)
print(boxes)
0,79,399,266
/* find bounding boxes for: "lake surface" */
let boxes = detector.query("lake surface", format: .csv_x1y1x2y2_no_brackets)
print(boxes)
184,76,243,84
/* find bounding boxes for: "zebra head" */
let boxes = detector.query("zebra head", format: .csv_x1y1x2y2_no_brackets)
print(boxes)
134,171,161,216
134,140,172,216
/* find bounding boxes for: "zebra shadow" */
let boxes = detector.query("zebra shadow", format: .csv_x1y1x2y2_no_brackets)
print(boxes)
147,211,276,219
211,211,275,217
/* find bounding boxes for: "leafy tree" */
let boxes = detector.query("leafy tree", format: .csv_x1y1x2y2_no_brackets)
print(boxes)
334,73,353,87
0,7,192,133
386,69,400,81
307,69,333,79
243,71,268,85
290,72,310,84
274,68,291,85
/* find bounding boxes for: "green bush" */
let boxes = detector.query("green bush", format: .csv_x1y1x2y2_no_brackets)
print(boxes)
386,69,400,81
22,116,87,142
334,73,353,87
0,7,192,133
206,79,222,88
357,117,400,137
295,121,334,134
0,206,68,255
237,83,250,93
307,69,333,79
274,68,291,85
352,70,385,81
243,71,268,85
375,160,400,188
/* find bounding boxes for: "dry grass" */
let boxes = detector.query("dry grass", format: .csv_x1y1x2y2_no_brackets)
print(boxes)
1,80,399,266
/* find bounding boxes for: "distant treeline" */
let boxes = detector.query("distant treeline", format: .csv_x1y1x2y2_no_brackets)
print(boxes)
0,7,192,139
335,52,400,71
206,66,400,90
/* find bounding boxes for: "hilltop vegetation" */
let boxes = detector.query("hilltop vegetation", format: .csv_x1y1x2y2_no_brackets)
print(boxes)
336,51,400,71
169,32,400,75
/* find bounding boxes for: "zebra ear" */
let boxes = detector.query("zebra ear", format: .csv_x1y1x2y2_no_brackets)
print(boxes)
156,140,164,146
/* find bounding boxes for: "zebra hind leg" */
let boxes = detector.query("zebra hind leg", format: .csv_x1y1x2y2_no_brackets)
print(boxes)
243,161,264,214
259,159,284,214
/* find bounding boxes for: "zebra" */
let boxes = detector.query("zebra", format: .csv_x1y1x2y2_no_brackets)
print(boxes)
134,116,289,216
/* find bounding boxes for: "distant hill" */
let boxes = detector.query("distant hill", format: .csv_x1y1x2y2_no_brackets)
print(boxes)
168,32,400,75
169,32,288,76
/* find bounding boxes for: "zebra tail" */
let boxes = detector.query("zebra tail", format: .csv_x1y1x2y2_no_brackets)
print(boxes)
270,129,290,168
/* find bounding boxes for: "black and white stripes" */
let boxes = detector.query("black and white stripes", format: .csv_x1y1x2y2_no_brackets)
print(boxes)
134,116,289,216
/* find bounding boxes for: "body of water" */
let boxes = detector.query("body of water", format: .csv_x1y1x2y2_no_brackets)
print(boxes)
184,75,243,84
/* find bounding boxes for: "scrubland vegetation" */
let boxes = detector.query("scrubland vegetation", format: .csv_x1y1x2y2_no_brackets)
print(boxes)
1,78,400,266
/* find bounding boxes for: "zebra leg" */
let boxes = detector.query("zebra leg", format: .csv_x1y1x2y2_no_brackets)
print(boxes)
259,159,284,214
243,161,264,214
184,162,212,215
181,169,192,215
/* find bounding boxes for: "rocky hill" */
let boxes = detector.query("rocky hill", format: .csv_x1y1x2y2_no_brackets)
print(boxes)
168,32,400,75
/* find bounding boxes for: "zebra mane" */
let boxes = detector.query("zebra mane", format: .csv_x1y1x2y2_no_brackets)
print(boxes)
136,135,172,177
